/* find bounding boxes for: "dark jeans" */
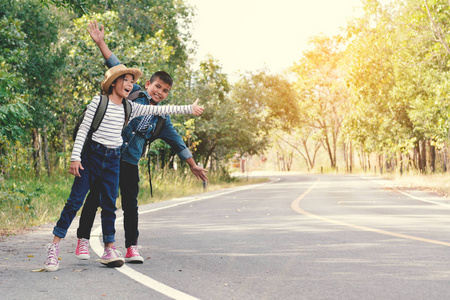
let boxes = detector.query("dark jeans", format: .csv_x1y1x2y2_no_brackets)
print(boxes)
54,141,120,244
78,160,140,248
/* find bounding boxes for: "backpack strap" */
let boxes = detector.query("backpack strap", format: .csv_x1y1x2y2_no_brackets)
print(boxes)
143,117,167,198
90,94,108,133
147,117,166,144
122,98,132,129
127,90,145,101
141,117,166,157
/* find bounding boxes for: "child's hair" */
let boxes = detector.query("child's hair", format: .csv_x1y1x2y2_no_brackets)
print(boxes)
150,71,173,87
107,74,135,95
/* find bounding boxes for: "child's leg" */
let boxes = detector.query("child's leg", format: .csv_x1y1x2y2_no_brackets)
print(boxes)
74,186,101,260
99,148,121,246
52,163,92,239
95,145,124,268
77,183,101,240
119,161,140,248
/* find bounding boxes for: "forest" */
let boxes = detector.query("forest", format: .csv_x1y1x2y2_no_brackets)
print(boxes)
2,0,450,179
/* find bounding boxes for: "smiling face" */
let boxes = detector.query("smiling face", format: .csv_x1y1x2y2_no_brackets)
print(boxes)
111,74,135,99
145,77,171,104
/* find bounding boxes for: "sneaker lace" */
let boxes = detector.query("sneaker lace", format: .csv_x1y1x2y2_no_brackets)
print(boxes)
110,246,123,258
45,243,58,265
129,245,141,256
78,239,89,253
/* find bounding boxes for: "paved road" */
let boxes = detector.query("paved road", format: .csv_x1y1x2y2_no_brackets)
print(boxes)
2,174,450,299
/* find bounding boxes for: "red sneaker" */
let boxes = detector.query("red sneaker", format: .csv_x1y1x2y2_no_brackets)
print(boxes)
125,245,144,263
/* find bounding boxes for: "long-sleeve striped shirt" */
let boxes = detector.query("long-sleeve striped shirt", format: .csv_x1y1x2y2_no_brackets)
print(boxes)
71,95,193,161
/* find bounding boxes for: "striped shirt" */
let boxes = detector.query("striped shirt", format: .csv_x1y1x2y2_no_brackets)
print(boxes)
71,95,193,161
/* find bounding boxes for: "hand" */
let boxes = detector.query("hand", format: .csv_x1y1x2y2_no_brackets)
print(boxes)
69,161,84,177
190,164,208,181
192,98,204,116
88,20,104,44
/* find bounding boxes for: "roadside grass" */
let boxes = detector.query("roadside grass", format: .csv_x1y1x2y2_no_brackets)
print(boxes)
379,172,450,197
0,169,267,236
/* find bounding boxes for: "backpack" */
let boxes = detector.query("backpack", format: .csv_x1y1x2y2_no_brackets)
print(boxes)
72,94,132,141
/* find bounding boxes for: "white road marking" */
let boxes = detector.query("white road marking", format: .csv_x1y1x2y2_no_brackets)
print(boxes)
91,179,278,300
292,176,450,247
362,176,450,207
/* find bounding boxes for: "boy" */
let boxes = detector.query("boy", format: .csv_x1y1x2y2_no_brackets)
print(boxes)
44,63,203,271
74,21,207,263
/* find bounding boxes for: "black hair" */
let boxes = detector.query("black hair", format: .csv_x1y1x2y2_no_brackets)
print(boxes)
107,73,135,95
150,71,173,87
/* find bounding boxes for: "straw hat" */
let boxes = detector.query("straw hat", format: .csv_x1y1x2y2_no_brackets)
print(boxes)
101,64,142,94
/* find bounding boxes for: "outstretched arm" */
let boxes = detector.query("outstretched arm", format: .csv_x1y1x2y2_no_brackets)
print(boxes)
185,157,208,181
87,20,112,60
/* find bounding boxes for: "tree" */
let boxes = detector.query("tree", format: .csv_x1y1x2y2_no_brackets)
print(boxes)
291,35,348,168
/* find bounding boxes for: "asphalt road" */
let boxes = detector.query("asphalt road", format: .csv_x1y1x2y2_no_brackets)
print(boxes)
2,174,450,299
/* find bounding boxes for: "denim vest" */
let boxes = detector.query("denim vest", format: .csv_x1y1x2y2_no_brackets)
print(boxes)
120,88,192,165
106,53,192,165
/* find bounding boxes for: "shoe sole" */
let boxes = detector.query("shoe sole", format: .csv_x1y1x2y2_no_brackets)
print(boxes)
126,257,144,264
98,258,125,268
45,264,59,272
76,254,90,260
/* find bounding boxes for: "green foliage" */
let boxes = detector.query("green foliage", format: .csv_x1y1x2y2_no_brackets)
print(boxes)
39,0,91,15
0,181,42,219
0,16,30,143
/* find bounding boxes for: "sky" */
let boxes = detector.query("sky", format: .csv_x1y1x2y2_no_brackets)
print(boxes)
186,0,366,80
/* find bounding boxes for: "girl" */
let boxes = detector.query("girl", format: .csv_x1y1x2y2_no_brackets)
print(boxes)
44,64,203,271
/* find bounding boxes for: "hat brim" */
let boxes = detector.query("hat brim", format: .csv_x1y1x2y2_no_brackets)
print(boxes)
101,66,142,94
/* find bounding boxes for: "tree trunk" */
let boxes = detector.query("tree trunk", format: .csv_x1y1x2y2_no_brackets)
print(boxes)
414,144,419,171
430,142,436,173
43,125,51,177
32,128,41,176
343,142,348,172
323,134,335,168
443,141,448,172
203,141,217,168
420,140,427,173
62,118,68,170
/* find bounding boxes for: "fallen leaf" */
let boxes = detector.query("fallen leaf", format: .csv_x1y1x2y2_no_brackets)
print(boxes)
58,257,61,260
54,277,59,279
27,255,34,258
31,268,45,272
72,269,86,272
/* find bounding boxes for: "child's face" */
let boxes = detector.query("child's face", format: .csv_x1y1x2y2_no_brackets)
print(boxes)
113,74,135,98
145,77,171,104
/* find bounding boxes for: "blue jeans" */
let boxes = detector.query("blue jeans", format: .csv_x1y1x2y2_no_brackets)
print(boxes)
77,160,140,248
53,141,121,244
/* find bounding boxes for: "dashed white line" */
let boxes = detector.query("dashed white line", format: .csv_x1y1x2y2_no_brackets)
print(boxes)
91,179,278,299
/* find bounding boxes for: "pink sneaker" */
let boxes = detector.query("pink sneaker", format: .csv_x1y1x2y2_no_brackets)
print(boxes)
76,238,90,260
44,243,60,272
125,245,144,263
98,246,124,268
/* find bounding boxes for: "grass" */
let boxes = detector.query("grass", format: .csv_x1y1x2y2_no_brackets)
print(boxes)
0,169,267,236
378,172,450,197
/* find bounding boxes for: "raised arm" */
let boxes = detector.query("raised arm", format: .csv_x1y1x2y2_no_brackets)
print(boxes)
88,20,112,61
